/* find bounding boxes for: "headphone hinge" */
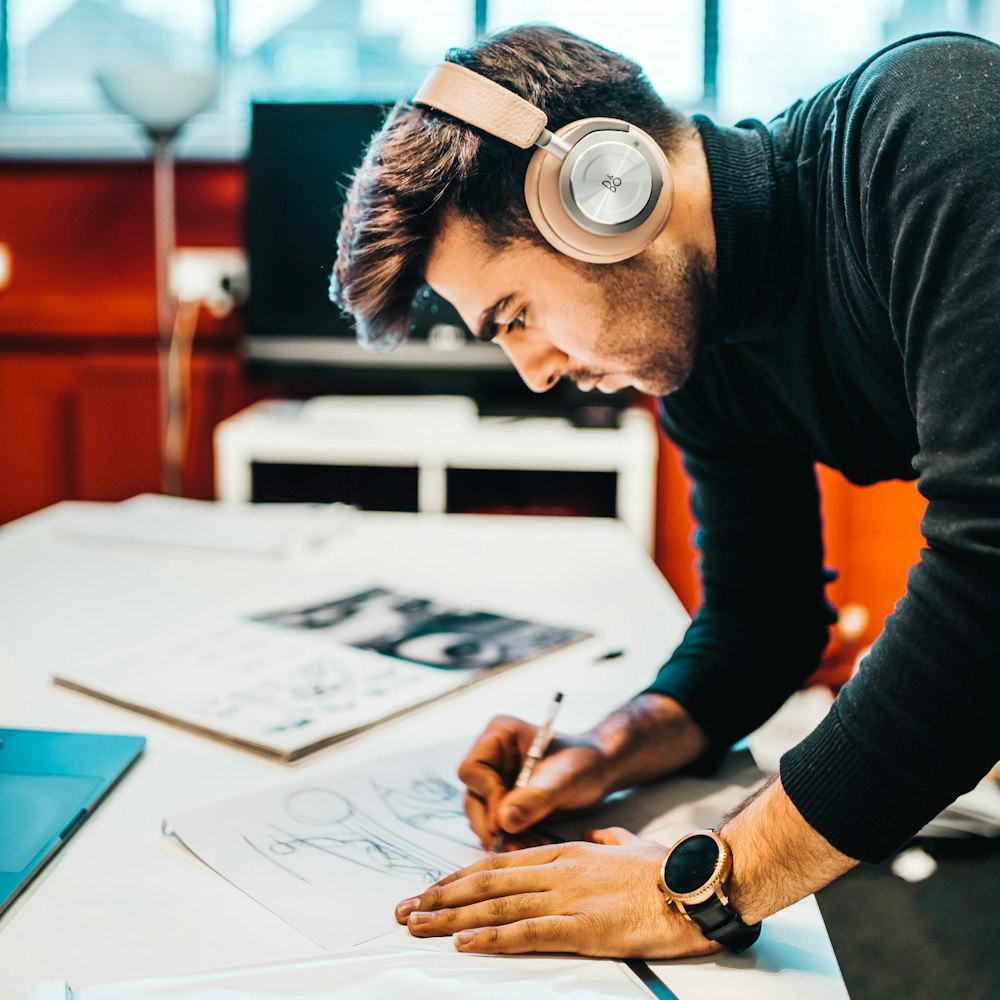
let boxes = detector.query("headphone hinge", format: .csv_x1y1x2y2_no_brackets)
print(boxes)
535,128,573,161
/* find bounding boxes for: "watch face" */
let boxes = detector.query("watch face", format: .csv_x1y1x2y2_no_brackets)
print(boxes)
664,833,720,895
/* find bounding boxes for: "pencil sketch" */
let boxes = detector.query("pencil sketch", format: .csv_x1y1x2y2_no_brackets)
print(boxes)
165,744,490,949
243,786,461,886
195,649,427,737
371,771,481,851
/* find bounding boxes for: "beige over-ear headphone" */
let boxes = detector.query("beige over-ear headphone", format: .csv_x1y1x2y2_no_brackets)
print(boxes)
413,61,673,264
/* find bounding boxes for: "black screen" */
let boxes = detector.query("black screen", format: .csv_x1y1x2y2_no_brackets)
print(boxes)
244,101,629,420
247,101,390,343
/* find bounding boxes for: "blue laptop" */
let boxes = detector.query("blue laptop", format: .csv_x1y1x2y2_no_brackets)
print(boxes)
0,728,145,917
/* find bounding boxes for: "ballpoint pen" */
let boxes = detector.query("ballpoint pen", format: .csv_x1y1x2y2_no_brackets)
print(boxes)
491,691,563,852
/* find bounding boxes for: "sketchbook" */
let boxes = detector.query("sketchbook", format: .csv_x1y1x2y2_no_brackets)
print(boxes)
52,589,587,763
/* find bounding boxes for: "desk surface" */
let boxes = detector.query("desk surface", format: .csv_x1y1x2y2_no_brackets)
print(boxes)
0,503,847,997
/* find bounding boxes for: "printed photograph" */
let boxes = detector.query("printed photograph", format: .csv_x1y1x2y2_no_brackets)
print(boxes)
250,587,589,670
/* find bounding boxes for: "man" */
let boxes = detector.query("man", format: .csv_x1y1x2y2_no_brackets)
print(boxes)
330,25,1000,958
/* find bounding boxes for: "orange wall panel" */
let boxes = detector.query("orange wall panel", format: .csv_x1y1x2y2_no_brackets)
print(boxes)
0,162,244,336
818,467,924,643
0,350,79,521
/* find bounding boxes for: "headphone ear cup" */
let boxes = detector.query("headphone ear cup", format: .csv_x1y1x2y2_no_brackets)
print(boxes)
524,118,673,264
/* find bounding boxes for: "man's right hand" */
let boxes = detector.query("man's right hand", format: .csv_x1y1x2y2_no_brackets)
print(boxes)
458,717,613,849
457,693,711,850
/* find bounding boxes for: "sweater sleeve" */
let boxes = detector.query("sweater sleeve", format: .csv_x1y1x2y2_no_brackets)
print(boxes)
781,35,1000,862
643,373,837,760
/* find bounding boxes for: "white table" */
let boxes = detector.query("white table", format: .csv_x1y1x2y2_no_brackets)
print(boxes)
0,502,848,998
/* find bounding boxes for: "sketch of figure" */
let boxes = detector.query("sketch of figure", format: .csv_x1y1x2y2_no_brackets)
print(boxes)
243,787,460,886
372,773,480,851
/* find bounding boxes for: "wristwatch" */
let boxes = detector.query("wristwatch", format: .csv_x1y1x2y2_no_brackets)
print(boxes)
657,829,762,953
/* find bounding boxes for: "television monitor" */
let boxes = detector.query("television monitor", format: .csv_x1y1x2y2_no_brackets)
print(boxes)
245,101,628,419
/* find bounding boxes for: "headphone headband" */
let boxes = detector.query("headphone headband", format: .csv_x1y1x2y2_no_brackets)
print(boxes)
413,62,547,149
412,60,673,264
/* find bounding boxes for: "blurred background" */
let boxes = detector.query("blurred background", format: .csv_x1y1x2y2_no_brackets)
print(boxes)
1,0,997,636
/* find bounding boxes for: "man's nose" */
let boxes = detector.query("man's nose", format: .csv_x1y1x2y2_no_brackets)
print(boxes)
500,339,565,393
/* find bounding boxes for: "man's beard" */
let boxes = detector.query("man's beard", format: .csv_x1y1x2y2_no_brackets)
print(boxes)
571,243,715,397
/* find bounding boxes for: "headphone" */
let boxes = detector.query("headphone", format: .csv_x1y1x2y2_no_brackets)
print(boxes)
413,61,673,264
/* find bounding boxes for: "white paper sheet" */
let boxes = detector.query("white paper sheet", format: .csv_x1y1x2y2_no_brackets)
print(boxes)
74,945,647,999
59,495,352,558
54,624,471,760
165,743,484,947
166,746,848,999
0,985,70,1000
644,897,849,1000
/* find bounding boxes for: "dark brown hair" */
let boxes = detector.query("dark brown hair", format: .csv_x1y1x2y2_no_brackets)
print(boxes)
330,24,688,350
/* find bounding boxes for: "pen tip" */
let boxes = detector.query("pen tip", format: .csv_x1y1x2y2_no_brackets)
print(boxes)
554,691,563,702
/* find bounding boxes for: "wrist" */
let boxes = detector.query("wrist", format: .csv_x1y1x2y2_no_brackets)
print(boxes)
718,775,857,926
589,693,709,793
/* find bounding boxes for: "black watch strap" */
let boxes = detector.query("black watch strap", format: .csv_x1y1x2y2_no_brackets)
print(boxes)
686,895,762,953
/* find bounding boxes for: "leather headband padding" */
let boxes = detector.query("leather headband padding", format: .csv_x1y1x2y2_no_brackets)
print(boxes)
413,62,547,149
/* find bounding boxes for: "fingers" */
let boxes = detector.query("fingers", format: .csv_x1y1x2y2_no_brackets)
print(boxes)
495,783,560,836
458,717,531,838
458,716,530,799
396,844,563,922
454,916,576,954
405,890,552,937
395,856,575,952
463,789,492,848
584,825,645,847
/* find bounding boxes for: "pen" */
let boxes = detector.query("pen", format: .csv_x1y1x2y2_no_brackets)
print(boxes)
491,691,563,852
595,648,625,662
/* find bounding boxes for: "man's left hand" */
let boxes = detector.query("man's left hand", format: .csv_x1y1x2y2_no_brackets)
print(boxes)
394,827,723,958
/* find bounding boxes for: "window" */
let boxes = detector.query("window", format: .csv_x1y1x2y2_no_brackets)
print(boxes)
0,0,475,156
486,1,706,108
717,0,1000,122
5,0,217,113
1,0,998,157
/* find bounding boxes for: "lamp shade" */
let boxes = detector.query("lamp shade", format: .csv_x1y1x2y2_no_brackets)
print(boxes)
97,67,218,138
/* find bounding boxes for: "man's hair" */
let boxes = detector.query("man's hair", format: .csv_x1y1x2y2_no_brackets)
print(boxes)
330,24,689,350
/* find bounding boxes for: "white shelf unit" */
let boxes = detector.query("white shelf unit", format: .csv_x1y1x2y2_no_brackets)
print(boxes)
214,397,658,552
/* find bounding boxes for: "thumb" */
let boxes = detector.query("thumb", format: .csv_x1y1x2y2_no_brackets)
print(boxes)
584,825,645,846
497,784,559,834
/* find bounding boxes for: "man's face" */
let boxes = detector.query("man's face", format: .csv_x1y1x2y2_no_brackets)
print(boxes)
425,213,713,397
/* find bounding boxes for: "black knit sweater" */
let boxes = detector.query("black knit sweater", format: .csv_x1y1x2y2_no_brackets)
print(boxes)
644,33,1000,863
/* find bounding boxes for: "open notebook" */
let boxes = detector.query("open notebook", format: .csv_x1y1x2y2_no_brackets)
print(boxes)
52,587,588,763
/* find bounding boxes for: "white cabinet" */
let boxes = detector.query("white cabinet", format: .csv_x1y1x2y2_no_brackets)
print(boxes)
214,397,658,551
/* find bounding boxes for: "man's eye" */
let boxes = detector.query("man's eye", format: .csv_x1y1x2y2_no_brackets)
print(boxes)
504,310,526,333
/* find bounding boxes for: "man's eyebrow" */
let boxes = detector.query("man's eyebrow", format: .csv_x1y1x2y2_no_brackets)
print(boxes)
475,294,513,343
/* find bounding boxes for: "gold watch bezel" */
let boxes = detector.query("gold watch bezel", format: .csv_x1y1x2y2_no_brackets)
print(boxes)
657,829,733,912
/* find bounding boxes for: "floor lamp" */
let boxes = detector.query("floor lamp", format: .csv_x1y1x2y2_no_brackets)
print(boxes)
97,67,218,496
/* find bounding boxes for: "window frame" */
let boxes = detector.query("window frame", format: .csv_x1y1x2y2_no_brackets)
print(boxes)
0,0,717,160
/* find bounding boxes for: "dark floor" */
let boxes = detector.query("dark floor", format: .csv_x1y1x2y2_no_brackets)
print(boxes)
816,839,1000,999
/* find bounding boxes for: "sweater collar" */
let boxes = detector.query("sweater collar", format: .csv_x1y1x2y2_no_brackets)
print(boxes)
692,114,778,347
